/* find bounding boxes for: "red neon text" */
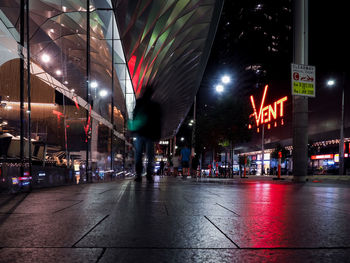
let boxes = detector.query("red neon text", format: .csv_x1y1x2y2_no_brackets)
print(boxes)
250,85,287,127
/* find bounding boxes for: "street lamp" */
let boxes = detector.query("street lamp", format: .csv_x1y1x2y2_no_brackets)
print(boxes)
327,79,335,86
221,75,231,84
215,84,224,93
327,77,345,175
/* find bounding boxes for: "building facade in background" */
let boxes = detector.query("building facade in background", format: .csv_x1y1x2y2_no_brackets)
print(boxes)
0,0,223,189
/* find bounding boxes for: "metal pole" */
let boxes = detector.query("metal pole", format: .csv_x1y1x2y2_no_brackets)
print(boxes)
191,96,196,175
26,0,32,178
85,0,91,182
292,0,308,181
111,14,115,172
173,136,176,156
20,0,25,177
261,123,264,175
339,77,345,175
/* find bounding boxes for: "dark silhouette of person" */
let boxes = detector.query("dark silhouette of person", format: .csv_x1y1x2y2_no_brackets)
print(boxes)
159,160,165,176
128,87,161,182
180,143,191,178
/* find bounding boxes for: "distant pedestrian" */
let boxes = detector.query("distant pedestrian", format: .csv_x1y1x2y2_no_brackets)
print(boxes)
180,143,191,178
159,160,165,176
128,87,161,183
172,153,180,177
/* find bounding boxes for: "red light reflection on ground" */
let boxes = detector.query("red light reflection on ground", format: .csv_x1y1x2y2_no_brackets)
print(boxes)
244,183,288,248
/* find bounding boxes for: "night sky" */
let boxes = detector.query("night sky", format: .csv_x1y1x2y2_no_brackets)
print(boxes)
192,0,349,147
199,0,349,101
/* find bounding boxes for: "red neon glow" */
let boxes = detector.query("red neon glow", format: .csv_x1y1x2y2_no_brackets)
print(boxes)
250,85,287,128
250,84,268,126
311,154,334,160
73,96,79,110
128,55,137,77
18,176,32,180
136,63,148,96
84,106,92,143
53,110,64,120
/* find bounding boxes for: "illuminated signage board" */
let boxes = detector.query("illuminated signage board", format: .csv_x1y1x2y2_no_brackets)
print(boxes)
291,63,316,97
311,154,334,160
249,85,288,131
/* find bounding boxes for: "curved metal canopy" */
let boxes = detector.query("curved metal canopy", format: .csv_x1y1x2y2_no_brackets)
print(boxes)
0,0,223,139
114,0,224,138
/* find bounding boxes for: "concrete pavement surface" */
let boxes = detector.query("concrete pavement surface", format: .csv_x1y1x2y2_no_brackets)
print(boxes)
1,176,350,262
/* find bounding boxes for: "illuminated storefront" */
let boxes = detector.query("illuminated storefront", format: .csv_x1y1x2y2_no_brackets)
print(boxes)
0,0,223,189
237,80,350,176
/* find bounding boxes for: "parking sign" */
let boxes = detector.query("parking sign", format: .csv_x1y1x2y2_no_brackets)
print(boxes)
291,63,316,97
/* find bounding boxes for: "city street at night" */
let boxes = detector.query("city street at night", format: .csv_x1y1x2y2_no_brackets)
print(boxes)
1,0,350,262
1,177,350,262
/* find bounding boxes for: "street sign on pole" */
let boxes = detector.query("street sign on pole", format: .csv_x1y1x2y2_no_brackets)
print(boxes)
291,63,316,97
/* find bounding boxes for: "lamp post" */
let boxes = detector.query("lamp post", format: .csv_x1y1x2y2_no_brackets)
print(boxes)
327,75,345,175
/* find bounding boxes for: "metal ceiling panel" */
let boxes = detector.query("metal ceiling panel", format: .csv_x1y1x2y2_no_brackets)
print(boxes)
114,0,224,138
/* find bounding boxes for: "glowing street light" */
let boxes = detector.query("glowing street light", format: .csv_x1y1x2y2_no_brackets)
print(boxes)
55,70,62,76
327,79,335,87
221,75,231,84
215,84,224,93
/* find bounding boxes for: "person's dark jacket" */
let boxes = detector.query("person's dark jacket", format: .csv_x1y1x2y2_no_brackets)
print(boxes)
132,95,161,141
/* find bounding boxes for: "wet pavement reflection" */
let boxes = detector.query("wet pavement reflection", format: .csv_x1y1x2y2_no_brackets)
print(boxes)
0,177,350,262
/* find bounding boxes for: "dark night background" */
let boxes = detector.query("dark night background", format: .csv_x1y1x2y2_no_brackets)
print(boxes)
184,0,350,150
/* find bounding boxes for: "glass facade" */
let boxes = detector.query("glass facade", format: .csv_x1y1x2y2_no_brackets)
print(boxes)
0,0,135,189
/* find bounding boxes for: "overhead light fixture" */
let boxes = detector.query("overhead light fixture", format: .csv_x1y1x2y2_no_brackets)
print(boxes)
91,81,98,88
41,53,51,63
99,89,108,97
56,70,62,76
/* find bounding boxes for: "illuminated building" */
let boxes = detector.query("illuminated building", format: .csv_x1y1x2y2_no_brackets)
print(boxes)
0,0,223,188
235,80,350,176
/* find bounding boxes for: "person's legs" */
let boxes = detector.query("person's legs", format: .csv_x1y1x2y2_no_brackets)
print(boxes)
134,136,144,180
145,138,154,181
181,161,189,178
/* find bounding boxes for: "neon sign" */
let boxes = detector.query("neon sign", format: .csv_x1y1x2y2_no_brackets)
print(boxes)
249,85,287,131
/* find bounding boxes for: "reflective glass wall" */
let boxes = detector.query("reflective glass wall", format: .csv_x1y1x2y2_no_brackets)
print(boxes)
0,0,135,189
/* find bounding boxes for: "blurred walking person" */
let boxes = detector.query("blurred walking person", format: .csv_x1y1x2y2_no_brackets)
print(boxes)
172,153,180,177
180,143,191,178
128,87,161,183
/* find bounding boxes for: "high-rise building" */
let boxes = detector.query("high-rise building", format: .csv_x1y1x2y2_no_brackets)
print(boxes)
211,0,293,88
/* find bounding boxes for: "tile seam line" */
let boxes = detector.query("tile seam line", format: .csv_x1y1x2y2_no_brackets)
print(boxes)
53,200,84,213
95,247,107,263
71,180,130,248
215,203,240,216
71,214,110,248
204,215,240,249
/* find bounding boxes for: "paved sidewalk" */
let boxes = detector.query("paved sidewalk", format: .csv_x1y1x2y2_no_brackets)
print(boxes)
0,176,350,262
